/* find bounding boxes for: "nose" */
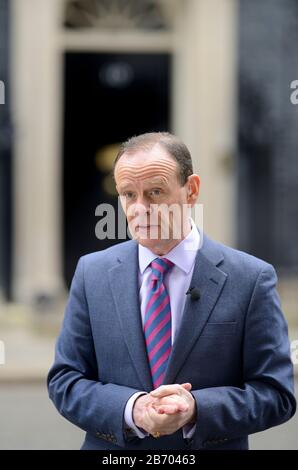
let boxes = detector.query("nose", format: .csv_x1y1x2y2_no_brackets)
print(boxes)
132,198,151,217
126,194,152,220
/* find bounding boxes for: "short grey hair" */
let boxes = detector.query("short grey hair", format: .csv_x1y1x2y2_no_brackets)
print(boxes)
113,132,193,185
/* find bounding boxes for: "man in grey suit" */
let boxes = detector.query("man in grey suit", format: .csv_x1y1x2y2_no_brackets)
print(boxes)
48,132,296,450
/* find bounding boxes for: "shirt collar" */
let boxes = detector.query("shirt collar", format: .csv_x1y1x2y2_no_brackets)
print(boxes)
138,218,200,275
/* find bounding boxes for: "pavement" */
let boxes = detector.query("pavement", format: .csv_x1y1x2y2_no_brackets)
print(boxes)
0,381,297,450
0,383,84,450
0,302,297,449
0,303,62,383
1,302,298,383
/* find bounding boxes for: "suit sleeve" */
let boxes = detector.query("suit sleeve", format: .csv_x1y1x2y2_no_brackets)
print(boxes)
191,264,296,448
47,257,141,448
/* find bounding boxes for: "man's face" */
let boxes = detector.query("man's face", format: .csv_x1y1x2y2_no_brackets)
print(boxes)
115,144,200,254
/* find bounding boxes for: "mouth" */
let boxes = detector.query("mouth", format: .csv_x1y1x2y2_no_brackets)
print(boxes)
136,225,159,229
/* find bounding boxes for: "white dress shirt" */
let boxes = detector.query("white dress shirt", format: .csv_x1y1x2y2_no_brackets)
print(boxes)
124,219,201,439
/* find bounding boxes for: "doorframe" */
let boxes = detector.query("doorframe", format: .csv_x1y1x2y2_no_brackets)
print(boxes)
11,0,237,303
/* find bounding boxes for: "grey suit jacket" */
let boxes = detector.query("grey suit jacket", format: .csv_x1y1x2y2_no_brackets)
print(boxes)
47,232,296,450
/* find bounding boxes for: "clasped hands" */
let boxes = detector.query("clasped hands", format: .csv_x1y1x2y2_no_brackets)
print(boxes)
132,383,197,438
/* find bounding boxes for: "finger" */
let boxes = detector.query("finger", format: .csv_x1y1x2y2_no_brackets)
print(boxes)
153,404,180,415
146,403,168,426
155,403,189,415
146,403,161,422
152,396,189,411
150,384,182,398
181,383,192,391
153,401,188,412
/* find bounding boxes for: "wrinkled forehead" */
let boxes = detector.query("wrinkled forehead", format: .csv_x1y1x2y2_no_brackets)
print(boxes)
114,148,179,183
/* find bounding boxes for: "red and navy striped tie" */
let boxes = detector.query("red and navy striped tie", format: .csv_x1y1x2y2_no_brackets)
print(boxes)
144,257,174,389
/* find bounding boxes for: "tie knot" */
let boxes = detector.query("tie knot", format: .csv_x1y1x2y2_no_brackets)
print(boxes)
150,258,174,281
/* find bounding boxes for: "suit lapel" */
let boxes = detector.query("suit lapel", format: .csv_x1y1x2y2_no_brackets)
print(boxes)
108,242,153,391
163,235,227,385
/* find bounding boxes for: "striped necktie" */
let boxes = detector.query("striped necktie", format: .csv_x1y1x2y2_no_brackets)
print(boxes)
144,257,174,389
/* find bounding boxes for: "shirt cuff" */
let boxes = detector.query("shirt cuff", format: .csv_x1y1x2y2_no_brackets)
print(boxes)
182,422,196,439
124,392,149,439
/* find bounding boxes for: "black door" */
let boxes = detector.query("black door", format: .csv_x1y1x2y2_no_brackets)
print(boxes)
0,0,12,300
63,52,171,286
237,0,298,272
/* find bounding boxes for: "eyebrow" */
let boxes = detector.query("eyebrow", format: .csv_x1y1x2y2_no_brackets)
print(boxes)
117,184,135,192
143,179,168,189
149,178,167,185
118,179,167,192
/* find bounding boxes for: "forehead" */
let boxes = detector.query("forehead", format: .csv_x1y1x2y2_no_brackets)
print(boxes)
115,145,179,184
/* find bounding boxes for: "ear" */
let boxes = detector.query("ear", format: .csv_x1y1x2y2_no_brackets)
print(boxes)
187,174,200,206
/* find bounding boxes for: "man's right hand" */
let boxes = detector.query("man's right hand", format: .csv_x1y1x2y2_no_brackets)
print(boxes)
132,383,192,435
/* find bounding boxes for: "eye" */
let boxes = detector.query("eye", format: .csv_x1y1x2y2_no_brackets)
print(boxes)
149,189,162,197
122,191,135,200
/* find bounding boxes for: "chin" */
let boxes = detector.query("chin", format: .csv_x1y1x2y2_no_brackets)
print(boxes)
136,237,160,248
137,235,172,253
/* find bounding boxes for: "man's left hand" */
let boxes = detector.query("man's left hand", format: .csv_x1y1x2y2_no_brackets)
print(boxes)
148,383,197,436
